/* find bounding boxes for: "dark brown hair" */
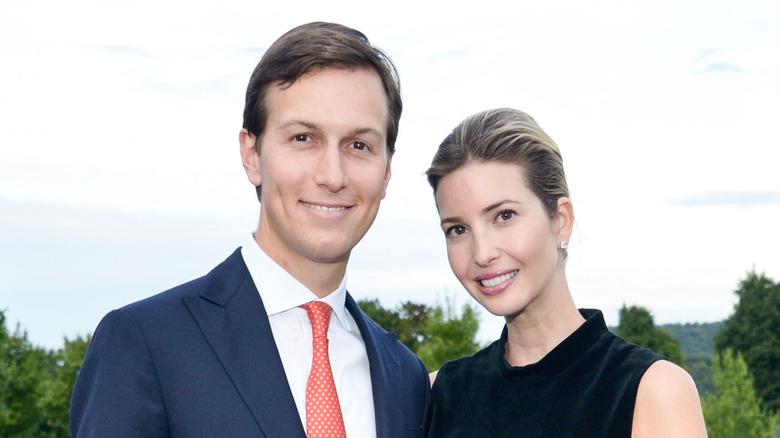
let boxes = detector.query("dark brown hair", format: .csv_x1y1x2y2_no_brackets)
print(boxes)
242,22,402,155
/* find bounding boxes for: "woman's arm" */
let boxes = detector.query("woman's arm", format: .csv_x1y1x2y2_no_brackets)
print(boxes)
632,360,707,437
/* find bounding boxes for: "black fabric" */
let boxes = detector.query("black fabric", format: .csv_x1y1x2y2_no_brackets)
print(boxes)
424,309,665,438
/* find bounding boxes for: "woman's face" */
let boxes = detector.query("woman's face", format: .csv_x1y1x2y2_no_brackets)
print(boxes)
435,160,570,318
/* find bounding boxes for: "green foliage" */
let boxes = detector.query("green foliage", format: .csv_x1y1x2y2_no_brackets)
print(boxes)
359,298,481,370
0,310,90,438
702,350,778,438
687,355,716,397
662,321,721,357
1,310,50,437
35,335,91,438
714,270,780,412
660,322,721,397
358,299,429,353
415,299,480,370
616,305,686,367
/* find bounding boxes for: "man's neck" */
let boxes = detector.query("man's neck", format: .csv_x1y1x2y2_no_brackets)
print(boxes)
251,233,348,297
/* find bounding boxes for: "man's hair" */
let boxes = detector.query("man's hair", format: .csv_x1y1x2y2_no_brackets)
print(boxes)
242,22,402,155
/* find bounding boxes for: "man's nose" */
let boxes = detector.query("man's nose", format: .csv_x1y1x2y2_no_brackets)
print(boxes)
313,143,349,192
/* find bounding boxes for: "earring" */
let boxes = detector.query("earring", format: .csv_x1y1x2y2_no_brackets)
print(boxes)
560,241,568,250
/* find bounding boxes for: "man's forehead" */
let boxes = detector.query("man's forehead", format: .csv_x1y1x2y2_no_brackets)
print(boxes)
264,69,388,130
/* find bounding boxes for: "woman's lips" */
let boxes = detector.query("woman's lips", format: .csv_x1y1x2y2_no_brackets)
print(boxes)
475,269,518,295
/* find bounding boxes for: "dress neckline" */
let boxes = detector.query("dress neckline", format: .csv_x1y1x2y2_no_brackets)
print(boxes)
497,309,607,377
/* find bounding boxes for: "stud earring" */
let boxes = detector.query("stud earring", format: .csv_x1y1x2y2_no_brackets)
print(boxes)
560,241,568,250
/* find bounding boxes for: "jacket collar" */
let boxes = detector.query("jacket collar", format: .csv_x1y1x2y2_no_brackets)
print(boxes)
184,249,405,437
183,249,306,438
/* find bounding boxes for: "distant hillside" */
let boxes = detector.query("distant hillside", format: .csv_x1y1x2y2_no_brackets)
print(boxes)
660,321,722,358
604,320,722,395
660,321,723,396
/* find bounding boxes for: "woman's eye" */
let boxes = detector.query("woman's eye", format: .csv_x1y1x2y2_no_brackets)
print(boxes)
445,225,467,237
496,210,515,222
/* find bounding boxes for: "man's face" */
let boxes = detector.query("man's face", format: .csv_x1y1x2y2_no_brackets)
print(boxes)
241,68,392,286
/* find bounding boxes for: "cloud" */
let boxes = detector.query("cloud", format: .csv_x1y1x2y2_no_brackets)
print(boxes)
669,191,780,207
700,62,744,74
693,48,745,74
238,46,268,56
95,45,153,58
414,48,474,64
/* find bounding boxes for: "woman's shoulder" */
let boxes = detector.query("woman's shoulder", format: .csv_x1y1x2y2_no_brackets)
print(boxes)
599,329,667,371
632,360,707,437
430,339,500,386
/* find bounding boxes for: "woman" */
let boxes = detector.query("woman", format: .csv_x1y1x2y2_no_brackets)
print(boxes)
423,108,707,437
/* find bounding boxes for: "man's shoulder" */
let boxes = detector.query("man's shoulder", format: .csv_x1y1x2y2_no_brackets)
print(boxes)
117,248,249,319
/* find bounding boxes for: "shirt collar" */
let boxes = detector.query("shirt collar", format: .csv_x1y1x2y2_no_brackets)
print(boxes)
240,234,352,332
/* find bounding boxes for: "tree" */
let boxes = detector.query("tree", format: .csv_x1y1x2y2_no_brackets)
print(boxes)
359,298,481,370
660,321,721,396
415,299,480,370
687,355,716,397
0,310,52,437
702,350,778,438
661,321,721,357
35,335,91,438
358,299,430,353
0,310,90,438
714,270,780,412
615,305,686,367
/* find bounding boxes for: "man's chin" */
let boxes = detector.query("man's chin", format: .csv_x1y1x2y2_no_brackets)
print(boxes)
302,242,354,265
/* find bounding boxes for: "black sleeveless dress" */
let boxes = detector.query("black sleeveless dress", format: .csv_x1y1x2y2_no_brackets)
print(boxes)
424,309,665,438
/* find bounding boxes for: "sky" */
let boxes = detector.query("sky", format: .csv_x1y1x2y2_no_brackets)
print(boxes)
1,0,779,350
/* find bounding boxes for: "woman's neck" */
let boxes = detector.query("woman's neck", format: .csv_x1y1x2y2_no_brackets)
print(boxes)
503,290,585,367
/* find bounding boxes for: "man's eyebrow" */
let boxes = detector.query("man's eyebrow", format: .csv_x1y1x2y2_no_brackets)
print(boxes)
277,120,320,131
348,127,384,138
276,122,384,139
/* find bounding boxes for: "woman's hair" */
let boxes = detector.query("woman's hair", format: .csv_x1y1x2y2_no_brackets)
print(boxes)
426,108,569,218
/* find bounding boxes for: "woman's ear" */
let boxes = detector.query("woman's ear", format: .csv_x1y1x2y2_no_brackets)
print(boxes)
555,196,574,244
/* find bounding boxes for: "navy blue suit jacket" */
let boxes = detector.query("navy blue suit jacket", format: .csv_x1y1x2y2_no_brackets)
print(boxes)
70,249,430,437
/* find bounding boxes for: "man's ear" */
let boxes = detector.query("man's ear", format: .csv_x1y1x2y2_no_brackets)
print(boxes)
555,196,574,244
381,149,394,199
239,128,262,187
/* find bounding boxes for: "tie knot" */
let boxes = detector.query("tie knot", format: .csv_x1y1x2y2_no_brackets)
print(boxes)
301,301,332,339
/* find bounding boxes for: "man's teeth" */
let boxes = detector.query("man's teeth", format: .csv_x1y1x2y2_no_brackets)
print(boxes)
480,271,517,287
304,202,346,211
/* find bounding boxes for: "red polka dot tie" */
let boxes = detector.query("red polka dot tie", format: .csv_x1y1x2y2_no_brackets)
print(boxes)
301,301,347,438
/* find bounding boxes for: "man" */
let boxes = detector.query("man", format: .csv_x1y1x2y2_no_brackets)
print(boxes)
70,22,429,437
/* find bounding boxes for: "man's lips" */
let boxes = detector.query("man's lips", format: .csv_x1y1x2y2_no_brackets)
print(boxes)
300,201,350,212
476,270,518,287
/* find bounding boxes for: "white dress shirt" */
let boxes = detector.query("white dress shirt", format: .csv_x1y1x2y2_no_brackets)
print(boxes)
241,235,376,438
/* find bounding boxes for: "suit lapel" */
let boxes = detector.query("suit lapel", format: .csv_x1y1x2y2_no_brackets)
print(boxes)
183,250,306,438
346,294,404,438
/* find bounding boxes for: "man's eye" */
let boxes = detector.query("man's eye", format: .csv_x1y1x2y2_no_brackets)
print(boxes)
293,134,311,142
350,141,368,151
